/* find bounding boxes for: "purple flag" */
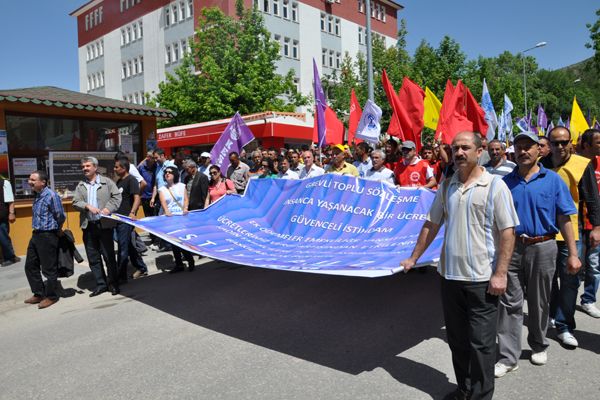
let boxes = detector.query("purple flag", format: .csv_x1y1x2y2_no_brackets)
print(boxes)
566,117,570,129
537,105,548,129
594,120,600,130
313,58,327,148
210,112,255,174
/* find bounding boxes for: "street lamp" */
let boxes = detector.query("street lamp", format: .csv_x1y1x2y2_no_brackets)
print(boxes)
521,41,547,116
365,0,374,101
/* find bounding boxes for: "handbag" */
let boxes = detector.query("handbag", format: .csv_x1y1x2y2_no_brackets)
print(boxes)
166,186,184,211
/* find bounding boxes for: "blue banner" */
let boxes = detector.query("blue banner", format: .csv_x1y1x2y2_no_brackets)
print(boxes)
110,175,444,277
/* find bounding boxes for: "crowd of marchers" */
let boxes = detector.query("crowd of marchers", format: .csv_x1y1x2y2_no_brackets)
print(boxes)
6,126,600,400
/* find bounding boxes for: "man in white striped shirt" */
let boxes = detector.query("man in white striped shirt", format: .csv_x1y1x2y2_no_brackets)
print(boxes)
401,131,518,400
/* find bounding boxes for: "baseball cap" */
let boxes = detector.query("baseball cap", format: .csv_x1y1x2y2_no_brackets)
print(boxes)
513,131,539,143
401,140,416,150
332,144,345,153
200,152,211,158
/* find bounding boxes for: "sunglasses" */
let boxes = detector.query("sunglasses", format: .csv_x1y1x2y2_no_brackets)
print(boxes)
401,147,414,152
550,140,571,147
164,171,174,175
210,171,220,175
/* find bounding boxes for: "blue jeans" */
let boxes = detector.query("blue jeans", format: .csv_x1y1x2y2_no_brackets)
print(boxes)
0,221,16,260
552,241,583,334
580,230,600,304
116,223,147,277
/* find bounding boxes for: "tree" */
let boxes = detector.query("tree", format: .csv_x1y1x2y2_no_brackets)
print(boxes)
586,8,600,75
148,0,307,127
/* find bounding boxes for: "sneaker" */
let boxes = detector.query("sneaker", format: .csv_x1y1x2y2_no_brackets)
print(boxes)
169,265,185,274
557,332,579,347
494,362,519,378
530,350,547,365
132,270,148,279
148,244,160,251
581,303,600,318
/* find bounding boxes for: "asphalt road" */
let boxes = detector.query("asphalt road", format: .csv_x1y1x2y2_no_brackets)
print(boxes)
1,262,599,400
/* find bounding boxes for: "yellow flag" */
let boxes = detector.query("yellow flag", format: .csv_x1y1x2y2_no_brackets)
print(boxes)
570,96,589,142
423,86,442,130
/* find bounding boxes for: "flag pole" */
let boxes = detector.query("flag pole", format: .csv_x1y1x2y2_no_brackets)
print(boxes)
365,0,374,101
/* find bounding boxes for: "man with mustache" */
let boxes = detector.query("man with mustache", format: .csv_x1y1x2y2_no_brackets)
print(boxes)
542,126,600,347
401,131,518,400
496,131,578,376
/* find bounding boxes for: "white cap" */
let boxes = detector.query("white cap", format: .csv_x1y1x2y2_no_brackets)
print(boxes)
200,152,211,159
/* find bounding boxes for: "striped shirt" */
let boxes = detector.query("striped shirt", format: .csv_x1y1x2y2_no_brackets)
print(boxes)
427,168,519,282
484,159,516,177
32,187,65,231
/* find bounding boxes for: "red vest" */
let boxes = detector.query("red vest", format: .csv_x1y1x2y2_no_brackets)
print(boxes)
394,159,430,187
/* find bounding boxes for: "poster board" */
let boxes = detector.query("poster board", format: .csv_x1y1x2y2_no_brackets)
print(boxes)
48,151,136,197
12,158,38,196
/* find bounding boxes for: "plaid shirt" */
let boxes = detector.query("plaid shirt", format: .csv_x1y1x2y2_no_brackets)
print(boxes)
32,187,65,231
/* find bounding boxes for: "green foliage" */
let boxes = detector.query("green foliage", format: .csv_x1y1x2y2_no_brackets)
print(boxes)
586,9,600,75
148,1,307,127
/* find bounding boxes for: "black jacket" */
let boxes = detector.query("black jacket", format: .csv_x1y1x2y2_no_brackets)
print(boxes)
58,229,84,278
187,173,209,211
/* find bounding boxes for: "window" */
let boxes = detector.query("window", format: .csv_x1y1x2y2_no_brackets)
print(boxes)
382,5,386,22
133,58,139,75
128,60,133,77
166,45,172,64
86,47,90,62
121,0,125,12
126,27,131,44
254,0,259,8
336,52,341,69
293,77,299,92
122,63,127,79
334,18,340,36
139,57,144,73
358,27,364,44
283,38,290,57
291,2,298,22
188,0,193,18
173,42,179,62
100,40,104,56
274,34,281,54
180,1,186,20
371,3,376,18
320,14,326,31
327,16,333,33
263,0,269,13
138,21,143,38
172,5,178,24
282,0,289,19
273,0,279,16
322,48,327,65
93,43,99,58
165,7,170,27
85,15,89,31
87,76,91,91
140,92,145,105
121,29,126,46
92,74,97,89
358,0,364,13
100,72,105,87
292,40,299,59
329,50,334,68
94,9,99,26
98,6,103,23
134,93,139,104
180,39,187,58
132,23,137,41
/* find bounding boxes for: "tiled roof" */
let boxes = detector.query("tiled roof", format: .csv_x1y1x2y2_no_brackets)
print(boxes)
0,86,176,118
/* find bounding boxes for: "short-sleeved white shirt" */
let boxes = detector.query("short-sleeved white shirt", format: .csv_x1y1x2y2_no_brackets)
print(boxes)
3,180,14,203
428,168,519,282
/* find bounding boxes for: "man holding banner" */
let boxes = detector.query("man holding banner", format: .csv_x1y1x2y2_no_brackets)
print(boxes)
401,131,518,400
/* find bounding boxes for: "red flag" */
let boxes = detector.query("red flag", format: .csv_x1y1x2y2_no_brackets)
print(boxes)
435,80,473,145
465,87,489,137
397,77,425,151
348,89,362,144
381,69,405,140
313,106,344,145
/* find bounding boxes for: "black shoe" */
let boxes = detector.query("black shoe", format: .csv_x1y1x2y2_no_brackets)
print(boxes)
89,288,108,297
169,265,184,274
1,257,20,267
188,262,195,272
443,388,471,400
111,286,120,296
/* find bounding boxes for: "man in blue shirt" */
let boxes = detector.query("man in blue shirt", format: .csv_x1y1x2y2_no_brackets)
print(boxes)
496,131,579,376
23,170,66,309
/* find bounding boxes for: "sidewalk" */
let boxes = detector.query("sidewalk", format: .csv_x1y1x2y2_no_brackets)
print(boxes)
0,233,212,311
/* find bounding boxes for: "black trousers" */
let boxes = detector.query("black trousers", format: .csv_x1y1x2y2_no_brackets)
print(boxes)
24,231,59,299
441,278,498,400
83,222,117,291
141,198,159,245
173,246,194,267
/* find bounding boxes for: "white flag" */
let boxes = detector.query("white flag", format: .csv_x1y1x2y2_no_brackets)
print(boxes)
355,100,382,145
481,79,498,141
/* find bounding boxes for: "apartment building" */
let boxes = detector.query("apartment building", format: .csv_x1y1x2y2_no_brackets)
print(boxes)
71,0,403,106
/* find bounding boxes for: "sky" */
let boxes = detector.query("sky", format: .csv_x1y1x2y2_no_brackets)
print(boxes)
0,0,597,92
